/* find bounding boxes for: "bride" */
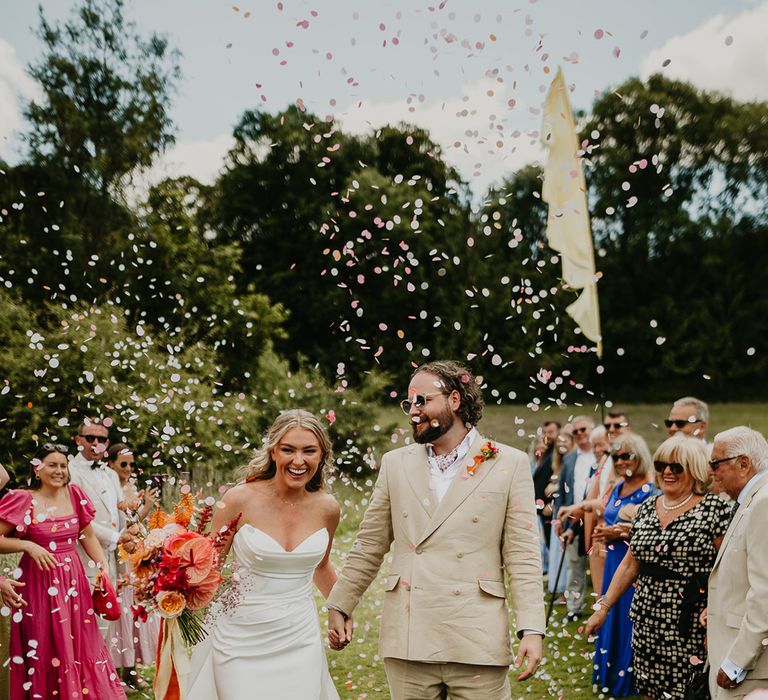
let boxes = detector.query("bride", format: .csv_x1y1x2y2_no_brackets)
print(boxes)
188,409,352,699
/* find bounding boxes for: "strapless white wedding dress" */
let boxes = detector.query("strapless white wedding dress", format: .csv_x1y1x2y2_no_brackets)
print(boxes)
187,524,340,699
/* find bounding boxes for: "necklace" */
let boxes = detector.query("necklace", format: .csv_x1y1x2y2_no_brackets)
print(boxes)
271,485,306,507
660,492,694,511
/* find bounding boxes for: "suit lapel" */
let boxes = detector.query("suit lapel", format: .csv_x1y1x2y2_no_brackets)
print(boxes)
713,476,766,570
403,444,436,519
417,433,498,545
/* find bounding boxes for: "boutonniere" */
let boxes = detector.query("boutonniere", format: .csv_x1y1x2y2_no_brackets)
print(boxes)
466,441,499,477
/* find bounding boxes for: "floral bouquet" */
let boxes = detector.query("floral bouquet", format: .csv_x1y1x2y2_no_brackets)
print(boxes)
120,489,240,700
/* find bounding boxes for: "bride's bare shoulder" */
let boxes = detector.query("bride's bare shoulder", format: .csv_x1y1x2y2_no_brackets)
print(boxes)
220,480,268,506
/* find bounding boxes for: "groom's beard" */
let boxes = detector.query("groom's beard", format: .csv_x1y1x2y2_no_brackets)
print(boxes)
412,407,455,444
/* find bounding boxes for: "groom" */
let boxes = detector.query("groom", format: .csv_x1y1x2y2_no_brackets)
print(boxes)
328,360,545,699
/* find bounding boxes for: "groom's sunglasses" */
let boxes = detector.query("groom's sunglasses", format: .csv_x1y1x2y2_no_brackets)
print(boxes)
399,392,445,414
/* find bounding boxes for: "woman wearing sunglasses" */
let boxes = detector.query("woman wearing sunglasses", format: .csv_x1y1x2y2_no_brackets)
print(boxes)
586,434,731,699
106,443,160,689
588,432,657,697
0,444,126,699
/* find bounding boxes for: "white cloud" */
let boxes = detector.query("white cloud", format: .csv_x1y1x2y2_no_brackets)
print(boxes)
640,1,768,102
148,133,235,185
0,39,41,161
336,78,545,198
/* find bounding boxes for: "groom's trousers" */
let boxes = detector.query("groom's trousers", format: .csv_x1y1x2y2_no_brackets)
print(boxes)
384,658,510,700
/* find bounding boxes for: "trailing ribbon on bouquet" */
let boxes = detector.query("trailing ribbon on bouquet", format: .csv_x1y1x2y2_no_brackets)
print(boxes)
155,618,191,700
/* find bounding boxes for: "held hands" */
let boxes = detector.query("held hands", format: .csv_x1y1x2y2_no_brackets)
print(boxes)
514,634,542,681
23,541,58,571
328,608,353,651
0,577,26,608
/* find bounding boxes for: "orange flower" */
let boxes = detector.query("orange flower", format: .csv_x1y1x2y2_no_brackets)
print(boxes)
172,492,195,528
147,508,171,531
186,568,221,611
156,590,186,619
163,531,202,558
177,537,216,586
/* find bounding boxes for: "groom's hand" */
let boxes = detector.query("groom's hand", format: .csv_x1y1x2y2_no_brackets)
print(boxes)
328,608,352,651
514,634,543,681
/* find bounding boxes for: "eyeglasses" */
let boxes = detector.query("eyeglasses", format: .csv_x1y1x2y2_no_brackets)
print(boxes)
664,419,701,429
81,434,108,444
42,443,69,453
400,392,445,414
117,461,133,468
611,451,636,462
604,421,628,430
572,426,589,435
708,454,743,471
653,461,685,475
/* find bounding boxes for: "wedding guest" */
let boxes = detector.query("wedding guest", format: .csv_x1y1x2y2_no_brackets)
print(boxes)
106,443,159,690
557,426,616,595
585,435,730,699
604,409,631,442
546,429,574,598
0,444,126,699
533,420,560,549
706,427,768,697
553,416,595,621
589,432,656,697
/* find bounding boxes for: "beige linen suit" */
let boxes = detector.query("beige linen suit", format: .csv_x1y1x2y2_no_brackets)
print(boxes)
328,433,545,667
708,474,768,698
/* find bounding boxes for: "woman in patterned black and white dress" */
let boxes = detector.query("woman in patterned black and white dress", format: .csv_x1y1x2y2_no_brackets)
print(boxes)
586,434,731,699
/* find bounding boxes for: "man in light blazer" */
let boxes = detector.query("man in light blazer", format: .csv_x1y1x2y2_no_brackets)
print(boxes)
706,426,768,698
327,360,545,700
68,418,137,640
553,415,594,621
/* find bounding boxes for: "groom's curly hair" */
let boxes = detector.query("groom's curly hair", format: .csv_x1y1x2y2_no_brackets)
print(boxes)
411,360,484,428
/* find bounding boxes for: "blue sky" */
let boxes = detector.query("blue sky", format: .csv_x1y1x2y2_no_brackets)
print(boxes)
2,0,766,195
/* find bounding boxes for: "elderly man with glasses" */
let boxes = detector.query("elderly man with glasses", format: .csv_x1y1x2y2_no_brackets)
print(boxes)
704,426,768,698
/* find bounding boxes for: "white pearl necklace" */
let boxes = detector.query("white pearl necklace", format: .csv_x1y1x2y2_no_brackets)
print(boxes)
660,492,694,511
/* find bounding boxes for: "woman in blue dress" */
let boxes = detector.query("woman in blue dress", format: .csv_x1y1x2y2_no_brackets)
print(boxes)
591,433,657,697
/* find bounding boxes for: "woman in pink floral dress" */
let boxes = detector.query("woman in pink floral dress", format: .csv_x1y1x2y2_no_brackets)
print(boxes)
0,444,126,699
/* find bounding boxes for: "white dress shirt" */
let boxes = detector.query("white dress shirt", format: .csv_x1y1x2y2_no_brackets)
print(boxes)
572,449,595,505
426,428,478,503
69,452,121,549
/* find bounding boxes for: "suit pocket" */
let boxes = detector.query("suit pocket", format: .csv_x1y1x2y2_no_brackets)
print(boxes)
478,579,506,598
726,612,743,629
384,574,400,592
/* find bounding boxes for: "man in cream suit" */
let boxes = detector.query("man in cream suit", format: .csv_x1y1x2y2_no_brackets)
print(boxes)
68,419,135,636
328,361,545,699
706,426,768,698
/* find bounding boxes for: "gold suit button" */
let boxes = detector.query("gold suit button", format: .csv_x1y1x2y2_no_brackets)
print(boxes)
402,511,408,518
453,589,461,596
472,516,479,523
457,553,463,559
415,547,423,555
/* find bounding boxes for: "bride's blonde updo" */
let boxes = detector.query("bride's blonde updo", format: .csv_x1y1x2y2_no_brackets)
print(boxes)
240,409,333,492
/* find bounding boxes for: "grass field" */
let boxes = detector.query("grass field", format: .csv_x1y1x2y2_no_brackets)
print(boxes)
18,402,768,699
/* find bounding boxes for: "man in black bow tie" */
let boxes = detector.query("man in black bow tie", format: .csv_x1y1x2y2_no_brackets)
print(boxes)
69,418,136,638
